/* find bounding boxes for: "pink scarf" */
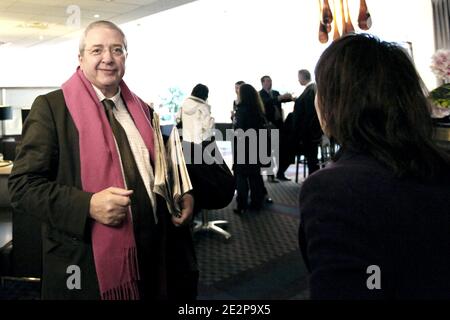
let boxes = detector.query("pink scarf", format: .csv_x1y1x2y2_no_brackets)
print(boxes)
61,67,155,299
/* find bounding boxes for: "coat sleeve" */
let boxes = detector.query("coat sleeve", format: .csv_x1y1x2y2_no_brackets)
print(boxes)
8,95,93,240
199,104,214,134
292,98,304,141
299,171,384,299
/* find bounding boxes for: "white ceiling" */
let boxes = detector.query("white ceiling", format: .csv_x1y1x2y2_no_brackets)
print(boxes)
0,0,197,48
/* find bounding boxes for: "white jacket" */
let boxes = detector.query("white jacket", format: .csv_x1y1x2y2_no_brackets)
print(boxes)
177,96,215,144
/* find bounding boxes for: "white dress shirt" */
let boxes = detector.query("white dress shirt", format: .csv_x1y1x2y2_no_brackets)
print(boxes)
93,85,158,223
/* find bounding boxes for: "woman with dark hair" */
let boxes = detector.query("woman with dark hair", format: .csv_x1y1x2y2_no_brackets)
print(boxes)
233,84,267,214
231,81,245,128
177,83,214,144
191,83,209,101
299,34,450,299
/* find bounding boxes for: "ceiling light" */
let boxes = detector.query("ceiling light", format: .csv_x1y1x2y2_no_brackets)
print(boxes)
94,14,100,18
19,21,49,30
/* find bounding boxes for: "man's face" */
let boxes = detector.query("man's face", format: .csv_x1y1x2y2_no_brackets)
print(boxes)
262,77,272,91
298,74,308,86
79,26,127,97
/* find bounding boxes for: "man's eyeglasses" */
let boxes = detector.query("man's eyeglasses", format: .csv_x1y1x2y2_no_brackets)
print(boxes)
85,46,127,57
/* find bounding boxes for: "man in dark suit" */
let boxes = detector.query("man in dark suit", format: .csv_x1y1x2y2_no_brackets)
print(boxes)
8,21,197,300
290,69,322,176
259,75,292,182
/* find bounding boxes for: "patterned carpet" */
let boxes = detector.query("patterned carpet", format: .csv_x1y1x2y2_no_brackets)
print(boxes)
195,208,299,283
194,174,310,300
0,166,311,300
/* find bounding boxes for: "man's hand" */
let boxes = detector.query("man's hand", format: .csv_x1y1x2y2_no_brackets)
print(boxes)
279,93,293,102
172,193,194,227
89,187,133,227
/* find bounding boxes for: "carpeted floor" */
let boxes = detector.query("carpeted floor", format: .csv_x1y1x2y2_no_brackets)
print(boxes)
0,165,310,300
194,176,310,300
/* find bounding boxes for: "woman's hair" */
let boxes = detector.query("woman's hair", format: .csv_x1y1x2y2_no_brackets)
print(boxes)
315,33,450,179
191,83,209,101
238,84,265,116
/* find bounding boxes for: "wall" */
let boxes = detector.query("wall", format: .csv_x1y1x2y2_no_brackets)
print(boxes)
0,0,437,124
1,87,59,135
126,0,438,122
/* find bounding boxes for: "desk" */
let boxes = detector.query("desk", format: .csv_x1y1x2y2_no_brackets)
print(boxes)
0,161,12,174
0,162,12,207
435,126,450,152
0,162,12,252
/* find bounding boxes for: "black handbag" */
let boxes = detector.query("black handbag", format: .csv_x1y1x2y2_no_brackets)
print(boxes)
184,140,235,210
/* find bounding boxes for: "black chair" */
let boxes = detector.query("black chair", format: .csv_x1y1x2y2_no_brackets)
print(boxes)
295,136,337,183
214,123,233,141
0,136,20,161
193,209,231,240
0,107,13,139
295,153,308,182
0,172,42,288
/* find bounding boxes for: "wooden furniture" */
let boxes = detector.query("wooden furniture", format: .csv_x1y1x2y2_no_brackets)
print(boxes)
435,126,450,152
0,161,12,207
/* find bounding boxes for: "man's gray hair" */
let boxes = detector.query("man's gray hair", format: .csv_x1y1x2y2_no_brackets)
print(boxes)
79,20,127,54
298,69,311,81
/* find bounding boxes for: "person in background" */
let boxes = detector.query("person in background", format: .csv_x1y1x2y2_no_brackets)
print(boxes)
233,84,267,214
283,69,322,179
8,20,197,300
299,34,450,299
231,80,245,129
177,83,214,144
259,75,293,183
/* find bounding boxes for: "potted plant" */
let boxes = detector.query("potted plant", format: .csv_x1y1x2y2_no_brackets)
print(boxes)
429,49,450,126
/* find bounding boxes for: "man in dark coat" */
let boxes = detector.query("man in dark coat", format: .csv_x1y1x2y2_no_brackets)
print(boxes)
290,69,323,176
8,21,197,300
258,75,293,182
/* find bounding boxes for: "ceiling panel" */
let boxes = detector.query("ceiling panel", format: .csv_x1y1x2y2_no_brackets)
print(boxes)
73,3,143,14
37,11,117,24
10,0,62,4
113,0,159,5
5,2,52,15
0,0,197,48
0,1,16,8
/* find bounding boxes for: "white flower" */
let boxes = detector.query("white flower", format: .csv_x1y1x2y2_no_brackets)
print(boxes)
430,49,450,82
